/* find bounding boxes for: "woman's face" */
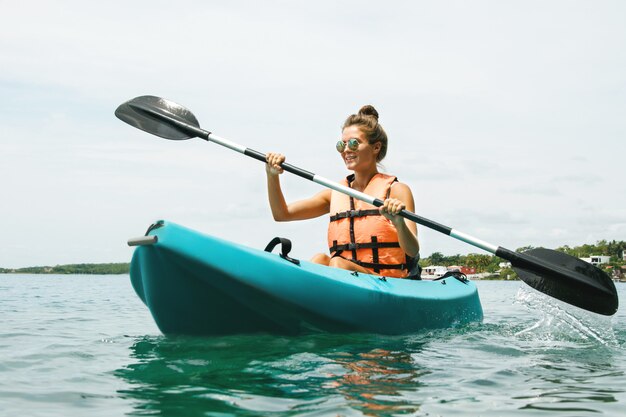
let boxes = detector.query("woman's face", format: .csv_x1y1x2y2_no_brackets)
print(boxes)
339,125,380,171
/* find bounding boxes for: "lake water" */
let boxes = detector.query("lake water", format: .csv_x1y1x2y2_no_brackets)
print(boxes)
1,275,625,417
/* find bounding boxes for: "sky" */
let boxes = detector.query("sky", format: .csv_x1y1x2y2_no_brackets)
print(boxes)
1,0,625,268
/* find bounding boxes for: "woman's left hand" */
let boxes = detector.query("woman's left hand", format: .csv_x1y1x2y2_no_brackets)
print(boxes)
380,198,406,225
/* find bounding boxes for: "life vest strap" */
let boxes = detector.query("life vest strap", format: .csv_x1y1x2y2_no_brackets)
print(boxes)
347,258,408,270
329,209,381,222
328,174,410,275
329,241,401,253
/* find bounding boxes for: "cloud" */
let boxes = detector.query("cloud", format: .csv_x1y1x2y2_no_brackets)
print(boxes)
1,1,625,267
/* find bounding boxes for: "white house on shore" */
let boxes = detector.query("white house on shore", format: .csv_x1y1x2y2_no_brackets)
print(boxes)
422,265,448,279
580,255,611,266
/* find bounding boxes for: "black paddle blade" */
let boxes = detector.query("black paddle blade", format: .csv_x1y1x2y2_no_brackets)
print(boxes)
512,248,618,316
115,95,201,140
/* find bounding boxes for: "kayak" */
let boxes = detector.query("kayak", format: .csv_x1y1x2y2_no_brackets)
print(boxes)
129,221,483,335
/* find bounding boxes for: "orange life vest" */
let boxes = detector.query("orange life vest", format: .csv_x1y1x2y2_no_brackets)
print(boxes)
327,173,415,278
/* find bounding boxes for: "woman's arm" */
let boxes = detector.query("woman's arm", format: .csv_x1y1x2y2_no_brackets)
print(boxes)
266,152,331,221
382,182,419,257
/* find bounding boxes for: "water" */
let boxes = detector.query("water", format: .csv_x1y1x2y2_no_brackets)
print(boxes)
1,275,625,417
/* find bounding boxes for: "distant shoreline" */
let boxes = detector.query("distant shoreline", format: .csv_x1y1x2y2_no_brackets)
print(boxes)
0,263,130,275
1,262,519,279
1,262,518,279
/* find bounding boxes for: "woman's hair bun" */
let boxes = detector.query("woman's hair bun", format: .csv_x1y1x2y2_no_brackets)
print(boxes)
358,105,379,121
343,104,387,163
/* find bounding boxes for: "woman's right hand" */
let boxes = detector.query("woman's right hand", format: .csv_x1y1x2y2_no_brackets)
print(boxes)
266,152,285,176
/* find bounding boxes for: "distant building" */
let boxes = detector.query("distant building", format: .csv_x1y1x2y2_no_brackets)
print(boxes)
580,255,610,266
422,265,448,278
448,265,477,275
499,262,512,269
623,250,626,261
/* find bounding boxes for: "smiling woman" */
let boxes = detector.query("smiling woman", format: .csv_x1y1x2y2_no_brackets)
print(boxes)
115,95,618,316
265,106,420,278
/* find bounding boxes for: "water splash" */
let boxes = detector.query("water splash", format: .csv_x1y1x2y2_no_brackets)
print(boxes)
513,286,618,347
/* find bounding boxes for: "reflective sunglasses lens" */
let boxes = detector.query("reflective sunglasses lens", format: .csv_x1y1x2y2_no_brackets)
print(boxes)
336,140,346,153
348,138,359,151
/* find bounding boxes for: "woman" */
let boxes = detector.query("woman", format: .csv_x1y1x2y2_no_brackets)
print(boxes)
266,105,419,278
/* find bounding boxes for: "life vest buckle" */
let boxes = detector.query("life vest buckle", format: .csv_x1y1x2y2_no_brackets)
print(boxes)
349,210,362,218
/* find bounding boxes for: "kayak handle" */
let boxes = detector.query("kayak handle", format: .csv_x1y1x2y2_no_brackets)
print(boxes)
128,235,158,247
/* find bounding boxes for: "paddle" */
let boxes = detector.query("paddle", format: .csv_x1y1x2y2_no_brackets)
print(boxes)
115,95,619,316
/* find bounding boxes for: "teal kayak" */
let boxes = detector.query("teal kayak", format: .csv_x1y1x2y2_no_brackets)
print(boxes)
129,221,483,335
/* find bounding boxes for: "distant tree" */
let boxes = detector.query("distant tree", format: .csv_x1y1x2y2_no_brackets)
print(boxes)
465,254,492,272
443,254,462,266
0,263,130,275
555,240,625,262
607,240,626,261
429,252,445,265
499,267,519,280
486,256,505,273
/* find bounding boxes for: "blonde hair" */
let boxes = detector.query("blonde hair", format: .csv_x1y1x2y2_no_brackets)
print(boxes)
342,105,388,162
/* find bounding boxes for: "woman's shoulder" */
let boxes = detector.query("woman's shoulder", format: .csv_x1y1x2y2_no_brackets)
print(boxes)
389,180,413,196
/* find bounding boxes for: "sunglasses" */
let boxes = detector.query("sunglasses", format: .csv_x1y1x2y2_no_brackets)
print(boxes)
336,138,359,153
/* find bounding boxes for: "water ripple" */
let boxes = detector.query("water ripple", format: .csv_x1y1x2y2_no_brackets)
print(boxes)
1,276,625,416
